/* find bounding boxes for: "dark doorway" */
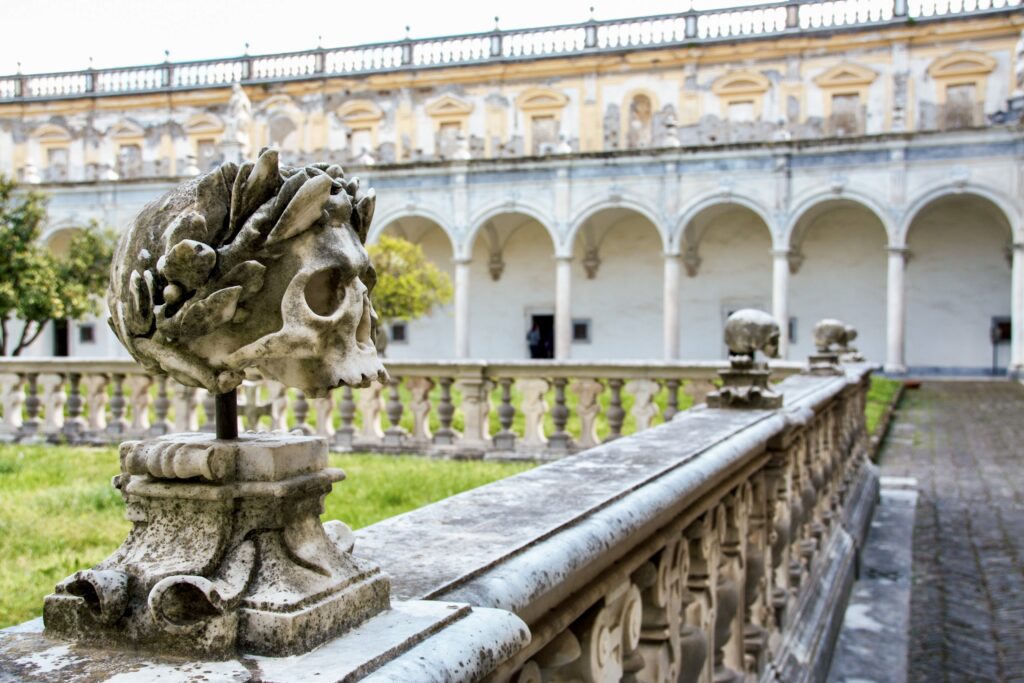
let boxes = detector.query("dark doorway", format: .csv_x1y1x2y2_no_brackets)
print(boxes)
53,319,70,356
527,314,554,359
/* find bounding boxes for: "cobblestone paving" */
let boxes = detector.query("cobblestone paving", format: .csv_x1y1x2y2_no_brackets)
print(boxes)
879,381,1024,683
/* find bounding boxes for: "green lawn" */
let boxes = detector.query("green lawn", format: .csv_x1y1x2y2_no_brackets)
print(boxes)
866,376,902,436
0,444,532,629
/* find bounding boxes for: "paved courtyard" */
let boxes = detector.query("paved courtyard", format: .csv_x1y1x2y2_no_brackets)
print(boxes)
879,381,1024,683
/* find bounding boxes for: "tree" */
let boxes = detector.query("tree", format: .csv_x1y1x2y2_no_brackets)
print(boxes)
0,176,116,355
367,235,453,351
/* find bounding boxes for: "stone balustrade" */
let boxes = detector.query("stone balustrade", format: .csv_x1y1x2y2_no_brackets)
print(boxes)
0,0,1018,103
0,357,877,681
0,358,803,458
347,360,877,682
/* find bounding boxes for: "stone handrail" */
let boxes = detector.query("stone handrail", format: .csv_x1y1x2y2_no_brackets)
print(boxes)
0,357,804,458
345,361,878,681
0,0,1018,102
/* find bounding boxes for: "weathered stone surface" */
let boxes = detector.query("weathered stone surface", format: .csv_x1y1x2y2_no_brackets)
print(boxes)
108,150,387,397
43,433,390,658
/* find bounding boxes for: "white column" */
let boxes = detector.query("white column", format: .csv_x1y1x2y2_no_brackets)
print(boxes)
771,249,790,359
454,258,471,358
555,256,572,360
1011,243,1024,375
886,247,908,373
663,253,681,359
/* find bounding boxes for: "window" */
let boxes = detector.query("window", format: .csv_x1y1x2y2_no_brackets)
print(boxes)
572,319,591,343
390,322,407,344
530,115,559,155
435,122,462,159
46,147,69,181
727,101,755,123
944,83,978,129
117,144,142,178
78,324,96,344
349,127,373,157
196,139,218,171
830,93,861,136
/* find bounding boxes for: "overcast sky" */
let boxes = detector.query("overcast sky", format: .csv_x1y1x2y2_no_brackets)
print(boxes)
4,0,764,75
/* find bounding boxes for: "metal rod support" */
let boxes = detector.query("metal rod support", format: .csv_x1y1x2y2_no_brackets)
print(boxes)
215,391,238,440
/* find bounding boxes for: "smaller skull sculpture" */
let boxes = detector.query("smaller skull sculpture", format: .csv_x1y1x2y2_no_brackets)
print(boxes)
723,309,781,361
108,149,388,397
812,318,854,354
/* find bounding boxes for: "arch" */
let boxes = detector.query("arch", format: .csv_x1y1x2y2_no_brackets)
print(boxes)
673,191,776,253
463,200,558,259
41,224,84,258
566,195,667,256
899,182,1020,247
784,188,895,249
369,206,456,247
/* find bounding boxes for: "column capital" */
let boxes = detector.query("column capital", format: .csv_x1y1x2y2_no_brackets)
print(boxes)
887,246,911,258
770,248,791,258
453,256,472,266
662,251,682,260
554,254,573,263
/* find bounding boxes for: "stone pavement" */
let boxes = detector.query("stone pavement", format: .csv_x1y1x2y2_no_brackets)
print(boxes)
880,381,1024,683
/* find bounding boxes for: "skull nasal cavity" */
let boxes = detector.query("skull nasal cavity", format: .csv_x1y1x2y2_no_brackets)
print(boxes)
305,267,345,316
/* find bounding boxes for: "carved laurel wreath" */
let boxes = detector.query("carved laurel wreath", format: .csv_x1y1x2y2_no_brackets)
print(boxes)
108,148,376,393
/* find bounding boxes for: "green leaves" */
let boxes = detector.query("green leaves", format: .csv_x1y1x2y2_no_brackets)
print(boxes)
367,235,453,324
0,176,115,355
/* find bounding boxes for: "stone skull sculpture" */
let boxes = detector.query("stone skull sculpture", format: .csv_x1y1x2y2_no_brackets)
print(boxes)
723,309,781,360
108,148,387,397
812,318,853,353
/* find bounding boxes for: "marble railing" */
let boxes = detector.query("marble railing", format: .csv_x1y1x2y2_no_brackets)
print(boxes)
0,358,803,458
350,361,878,681
0,0,1018,102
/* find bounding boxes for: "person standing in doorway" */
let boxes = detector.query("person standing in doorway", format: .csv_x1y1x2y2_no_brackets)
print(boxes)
527,323,543,359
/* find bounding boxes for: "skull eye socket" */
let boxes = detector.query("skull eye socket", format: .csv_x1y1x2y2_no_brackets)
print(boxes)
304,267,345,316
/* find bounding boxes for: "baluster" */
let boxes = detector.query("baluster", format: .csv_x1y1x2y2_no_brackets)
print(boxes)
38,373,66,439
626,379,661,433
569,379,603,450
171,380,198,433
82,374,109,438
518,378,549,449
684,378,717,407
292,390,313,435
383,378,408,447
124,374,153,437
199,389,216,432
267,381,289,431
335,386,356,450
455,377,492,454
492,378,516,451
356,383,385,444
406,377,434,443
314,394,336,438
604,378,625,442
0,373,25,438
239,380,264,431
433,377,457,446
663,378,681,422
19,373,41,438
547,377,573,455
107,373,128,437
151,374,171,436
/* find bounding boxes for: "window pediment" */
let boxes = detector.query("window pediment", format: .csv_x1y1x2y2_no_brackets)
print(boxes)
109,119,145,139
517,88,569,112
337,100,384,124
425,95,474,117
31,123,72,142
814,63,877,88
185,113,224,135
928,51,996,79
711,71,770,96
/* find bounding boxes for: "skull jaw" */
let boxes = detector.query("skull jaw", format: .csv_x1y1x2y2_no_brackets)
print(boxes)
258,346,388,399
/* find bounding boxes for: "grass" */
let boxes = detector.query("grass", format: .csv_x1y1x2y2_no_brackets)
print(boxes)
865,376,902,436
0,444,532,629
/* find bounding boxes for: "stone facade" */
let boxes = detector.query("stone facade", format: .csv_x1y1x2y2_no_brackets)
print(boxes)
1,1,1022,373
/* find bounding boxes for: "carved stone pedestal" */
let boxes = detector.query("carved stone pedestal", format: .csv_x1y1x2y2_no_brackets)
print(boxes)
808,352,842,376
707,359,783,410
43,433,389,658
